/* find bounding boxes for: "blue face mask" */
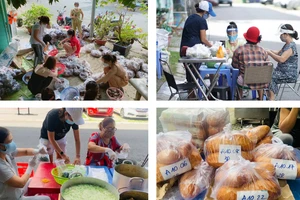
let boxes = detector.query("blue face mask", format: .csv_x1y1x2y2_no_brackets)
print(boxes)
66,119,75,125
0,141,17,154
203,13,209,20
228,35,238,42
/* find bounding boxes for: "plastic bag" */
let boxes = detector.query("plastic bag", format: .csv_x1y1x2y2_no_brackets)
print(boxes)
141,63,148,73
253,142,300,179
126,60,140,72
186,44,211,59
159,108,230,149
210,42,226,57
211,159,281,200
84,43,95,53
79,72,89,81
136,71,148,79
125,68,135,79
156,131,202,183
132,57,144,67
204,124,254,168
99,46,111,55
0,66,21,98
179,161,214,200
0,41,19,67
73,67,81,76
244,125,272,147
63,68,73,77
54,78,69,92
90,50,102,58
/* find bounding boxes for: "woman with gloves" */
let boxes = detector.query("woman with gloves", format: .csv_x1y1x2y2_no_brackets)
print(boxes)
0,127,50,200
39,108,85,164
86,117,130,168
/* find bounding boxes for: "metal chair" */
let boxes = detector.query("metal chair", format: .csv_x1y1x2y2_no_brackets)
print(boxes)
276,72,300,100
237,61,274,100
159,59,198,100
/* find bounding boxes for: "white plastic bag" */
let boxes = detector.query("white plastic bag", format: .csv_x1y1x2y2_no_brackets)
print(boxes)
186,44,211,59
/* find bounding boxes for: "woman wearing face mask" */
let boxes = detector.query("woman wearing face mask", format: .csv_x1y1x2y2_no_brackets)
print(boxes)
0,127,50,200
60,29,81,57
266,24,299,100
96,54,128,91
38,108,85,164
29,16,50,67
86,118,130,168
70,2,84,40
225,22,245,62
28,56,61,97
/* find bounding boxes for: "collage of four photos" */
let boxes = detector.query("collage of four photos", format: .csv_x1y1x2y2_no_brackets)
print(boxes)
0,0,300,199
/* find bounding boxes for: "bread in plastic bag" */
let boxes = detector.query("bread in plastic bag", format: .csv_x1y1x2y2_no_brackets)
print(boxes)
253,140,300,179
204,124,254,168
179,161,214,200
159,108,230,150
90,50,102,58
211,159,281,200
186,44,211,59
157,131,202,183
54,78,69,92
245,125,271,145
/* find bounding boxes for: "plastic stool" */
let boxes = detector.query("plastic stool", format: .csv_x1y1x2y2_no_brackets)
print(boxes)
198,68,232,99
212,86,231,100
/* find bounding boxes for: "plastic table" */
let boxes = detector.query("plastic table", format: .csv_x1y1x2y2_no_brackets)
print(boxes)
27,162,60,196
87,166,113,184
129,78,148,100
178,57,227,100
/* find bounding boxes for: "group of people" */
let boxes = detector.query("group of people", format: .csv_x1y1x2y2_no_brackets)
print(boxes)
0,108,129,199
180,1,299,100
27,1,129,100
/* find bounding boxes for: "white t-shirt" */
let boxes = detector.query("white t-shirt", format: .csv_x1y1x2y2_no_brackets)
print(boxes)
0,151,23,200
30,22,45,45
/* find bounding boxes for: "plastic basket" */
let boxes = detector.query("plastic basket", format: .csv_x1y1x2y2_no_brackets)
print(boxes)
17,163,34,177
48,49,59,57
60,87,79,101
106,87,124,101
51,164,75,185
22,71,33,85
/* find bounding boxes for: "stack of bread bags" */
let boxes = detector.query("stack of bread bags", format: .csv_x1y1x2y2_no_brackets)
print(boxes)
156,131,203,199
211,159,281,200
159,108,229,150
204,124,255,168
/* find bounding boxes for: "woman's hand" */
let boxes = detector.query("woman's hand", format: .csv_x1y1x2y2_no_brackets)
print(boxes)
62,154,71,164
73,157,81,165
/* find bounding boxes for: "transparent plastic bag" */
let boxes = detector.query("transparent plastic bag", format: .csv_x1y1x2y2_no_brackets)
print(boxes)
126,60,140,72
136,71,148,79
244,125,271,145
0,41,19,67
156,131,202,183
54,78,69,92
159,108,230,149
204,124,254,168
253,142,300,179
179,161,214,200
0,66,21,98
211,158,281,200
186,44,211,59
90,50,102,58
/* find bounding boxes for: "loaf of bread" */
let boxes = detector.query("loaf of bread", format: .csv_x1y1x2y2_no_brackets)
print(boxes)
256,135,273,147
205,133,254,154
206,151,253,168
246,125,270,144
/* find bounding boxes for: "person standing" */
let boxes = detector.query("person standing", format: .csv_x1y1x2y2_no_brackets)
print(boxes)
39,108,84,164
70,2,84,40
29,16,50,67
266,24,299,100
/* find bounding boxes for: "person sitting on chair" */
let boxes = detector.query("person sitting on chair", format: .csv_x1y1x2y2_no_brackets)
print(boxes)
225,22,245,63
266,24,299,101
271,108,300,147
232,26,269,100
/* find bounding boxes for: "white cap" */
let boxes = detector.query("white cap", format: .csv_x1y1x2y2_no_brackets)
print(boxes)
66,108,85,125
198,1,216,17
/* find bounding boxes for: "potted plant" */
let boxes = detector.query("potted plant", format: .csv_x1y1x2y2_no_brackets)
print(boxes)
17,17,23,27
94,11,114,46
21,3,52,34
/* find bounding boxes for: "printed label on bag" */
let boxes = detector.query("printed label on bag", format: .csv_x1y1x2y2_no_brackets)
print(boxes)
271,159,297,180
159,158,192,180
218,144,241,163
237,191,269,200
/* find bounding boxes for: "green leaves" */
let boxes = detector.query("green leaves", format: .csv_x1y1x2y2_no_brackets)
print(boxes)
7,0,60,9
21,3,53,27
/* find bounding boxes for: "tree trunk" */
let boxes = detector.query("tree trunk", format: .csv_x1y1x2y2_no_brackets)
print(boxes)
185,0,198,16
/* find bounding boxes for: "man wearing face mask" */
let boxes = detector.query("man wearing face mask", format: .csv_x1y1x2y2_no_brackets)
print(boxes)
29,16,50,67
0,127,51,200
39,108,85,164
86,118,130,168
225,22,245,63
266,24,299,100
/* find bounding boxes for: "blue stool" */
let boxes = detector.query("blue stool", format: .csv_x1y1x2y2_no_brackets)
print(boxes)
156,50,162,79
198,68,232,100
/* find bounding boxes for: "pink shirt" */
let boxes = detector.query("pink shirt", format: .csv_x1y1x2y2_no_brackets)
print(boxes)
69,36,81,56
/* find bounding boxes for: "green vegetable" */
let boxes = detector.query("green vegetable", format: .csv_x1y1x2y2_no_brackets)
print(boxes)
62,172,69,178
63,184,117,200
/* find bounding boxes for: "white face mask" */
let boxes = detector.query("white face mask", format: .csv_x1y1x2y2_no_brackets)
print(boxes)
103,63,109,67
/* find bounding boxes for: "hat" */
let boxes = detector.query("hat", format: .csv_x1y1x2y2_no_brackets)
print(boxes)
199,1,216,17
243,26,260,43
277,24,295,35
66,108,85,125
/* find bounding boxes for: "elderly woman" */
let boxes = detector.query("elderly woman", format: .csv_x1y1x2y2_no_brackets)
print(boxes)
85,118,130,168
232,26,269,100
0,127,50,200
266,24,299,100
96,54,128,90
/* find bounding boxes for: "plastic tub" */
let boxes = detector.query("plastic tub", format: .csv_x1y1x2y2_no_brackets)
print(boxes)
17,162,34,177
106,87,124,101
